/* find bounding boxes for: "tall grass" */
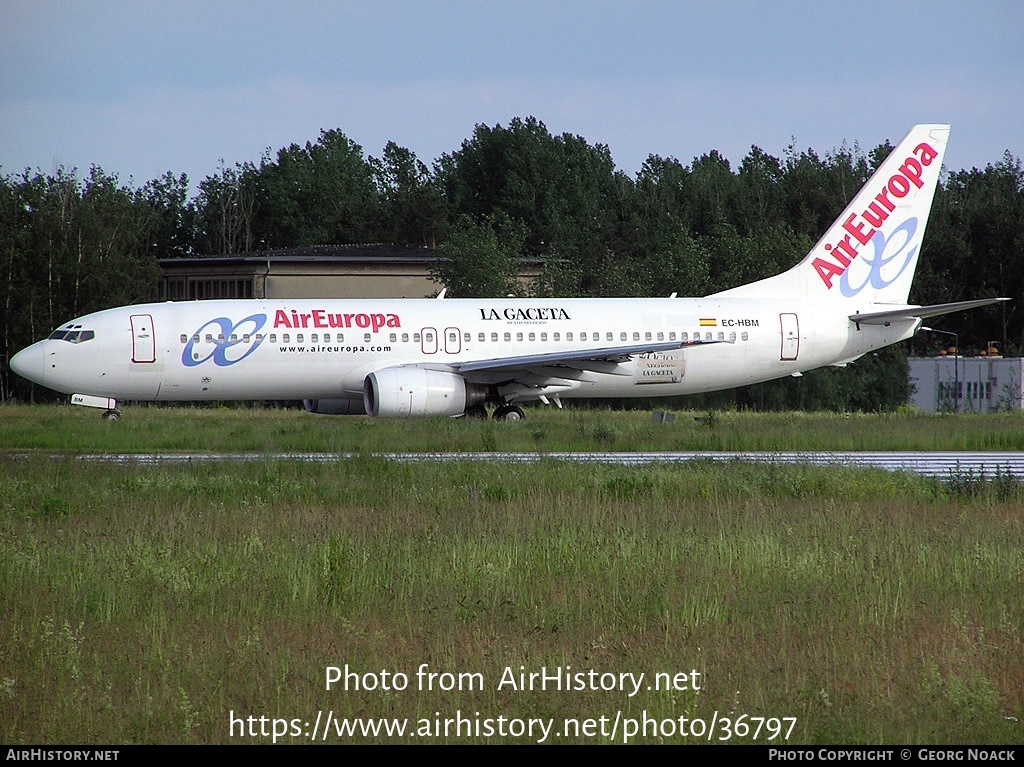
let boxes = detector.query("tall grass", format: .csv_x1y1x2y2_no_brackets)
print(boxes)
1,450,1021,743
3,403,1024,453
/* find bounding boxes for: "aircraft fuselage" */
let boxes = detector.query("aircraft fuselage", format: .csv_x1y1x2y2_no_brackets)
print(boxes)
12,296,915,406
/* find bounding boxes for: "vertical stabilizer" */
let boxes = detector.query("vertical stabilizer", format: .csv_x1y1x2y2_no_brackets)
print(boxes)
712,124,950,304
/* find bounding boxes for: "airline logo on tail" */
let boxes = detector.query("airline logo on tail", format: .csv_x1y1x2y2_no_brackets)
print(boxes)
812,140,941,294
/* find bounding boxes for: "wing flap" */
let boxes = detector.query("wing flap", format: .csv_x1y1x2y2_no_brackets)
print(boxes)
454,339,725,376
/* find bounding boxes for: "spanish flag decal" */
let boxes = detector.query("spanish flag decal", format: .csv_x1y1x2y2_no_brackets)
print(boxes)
699,318,717,327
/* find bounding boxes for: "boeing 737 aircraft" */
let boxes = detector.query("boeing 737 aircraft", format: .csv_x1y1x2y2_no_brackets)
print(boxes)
9,125,1008,420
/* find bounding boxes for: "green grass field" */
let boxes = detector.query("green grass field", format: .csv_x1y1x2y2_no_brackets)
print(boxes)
1,405,1022,744
4,402,1024,453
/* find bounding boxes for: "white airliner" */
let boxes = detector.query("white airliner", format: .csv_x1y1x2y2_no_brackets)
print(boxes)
9,124,1008,420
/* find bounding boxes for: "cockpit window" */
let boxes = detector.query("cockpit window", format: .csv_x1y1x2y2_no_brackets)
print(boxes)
48,328,95,344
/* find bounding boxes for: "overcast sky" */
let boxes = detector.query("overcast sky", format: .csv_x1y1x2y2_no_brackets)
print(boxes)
2,1,1021,191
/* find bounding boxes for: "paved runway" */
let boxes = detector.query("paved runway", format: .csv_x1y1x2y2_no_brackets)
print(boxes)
64,451,1024,478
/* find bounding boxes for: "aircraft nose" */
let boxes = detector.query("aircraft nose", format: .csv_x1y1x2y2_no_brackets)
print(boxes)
9,342,46,385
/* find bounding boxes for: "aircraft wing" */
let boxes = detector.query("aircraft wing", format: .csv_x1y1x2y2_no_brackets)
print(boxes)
850,298,1010,326
452,339,725,379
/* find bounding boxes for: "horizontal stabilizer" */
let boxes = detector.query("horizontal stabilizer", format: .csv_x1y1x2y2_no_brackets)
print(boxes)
850,298,1010,326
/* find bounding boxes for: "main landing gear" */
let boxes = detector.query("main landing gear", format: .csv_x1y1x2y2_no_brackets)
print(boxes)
102,409,122,422
465,403,526,421
492,404,526,421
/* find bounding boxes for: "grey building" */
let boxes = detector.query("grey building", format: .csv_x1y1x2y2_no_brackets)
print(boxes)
160,244,447,301
908,354,1024,413
159,244,544,301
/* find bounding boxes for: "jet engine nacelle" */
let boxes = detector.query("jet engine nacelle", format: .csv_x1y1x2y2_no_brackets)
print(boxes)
363,367,486,417
303,398,367,415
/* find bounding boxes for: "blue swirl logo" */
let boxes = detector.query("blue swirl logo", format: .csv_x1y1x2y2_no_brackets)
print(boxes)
182,313,267,367
839,218,919,297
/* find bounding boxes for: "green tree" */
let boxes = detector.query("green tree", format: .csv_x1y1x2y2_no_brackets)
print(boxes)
1,165,160,400
254,129,380,248
780,141,870,241
919,153,1023,354
139,171,195,259
193,160,260,254
430,214,524,298
735,145,786,234
436,117,623,269
370,142,447,247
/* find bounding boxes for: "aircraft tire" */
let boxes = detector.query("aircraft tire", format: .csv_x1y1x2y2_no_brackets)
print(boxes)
493,404,525,421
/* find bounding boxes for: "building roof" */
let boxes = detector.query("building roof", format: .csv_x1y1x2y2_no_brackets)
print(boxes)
160,243,444,268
